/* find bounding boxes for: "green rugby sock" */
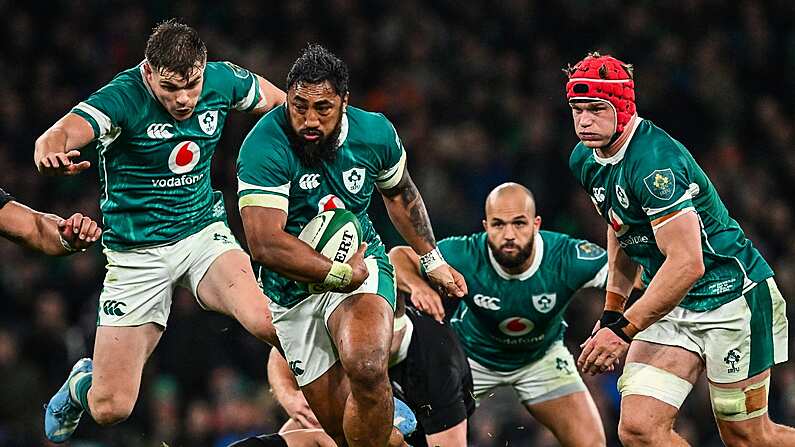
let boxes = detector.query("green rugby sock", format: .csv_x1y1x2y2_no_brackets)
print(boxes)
69,372,93,417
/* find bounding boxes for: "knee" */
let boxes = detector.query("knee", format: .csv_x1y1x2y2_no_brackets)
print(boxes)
90,390,136,426
618,414,665,447
343,353,389,390
719,423,774,447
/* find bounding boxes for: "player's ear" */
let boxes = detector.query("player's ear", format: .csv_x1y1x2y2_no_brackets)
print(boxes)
535,216,542,231
482,219,488,231
342,92,349,111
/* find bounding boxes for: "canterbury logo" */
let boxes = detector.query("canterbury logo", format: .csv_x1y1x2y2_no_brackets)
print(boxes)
146,123,174,139
102,300,126,316
299,174,320,190
288,360,305,376
473,294,501,310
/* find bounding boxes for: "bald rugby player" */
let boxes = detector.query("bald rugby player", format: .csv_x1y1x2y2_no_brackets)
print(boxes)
390,182,610,447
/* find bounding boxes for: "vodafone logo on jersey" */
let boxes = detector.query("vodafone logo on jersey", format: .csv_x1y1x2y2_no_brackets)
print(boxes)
318,194,346,213
498,317,535,337
168,141,201,174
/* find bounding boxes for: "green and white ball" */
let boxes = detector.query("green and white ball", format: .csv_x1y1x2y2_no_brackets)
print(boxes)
298,208,362,264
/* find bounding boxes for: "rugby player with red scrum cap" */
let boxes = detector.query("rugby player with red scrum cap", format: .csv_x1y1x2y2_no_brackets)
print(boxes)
568,52,794,446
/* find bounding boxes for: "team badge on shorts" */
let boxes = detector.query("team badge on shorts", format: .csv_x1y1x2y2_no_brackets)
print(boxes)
532,293,557,313
724,349,741,373
643,168,676,200
343,167,366,194
198,110,219,135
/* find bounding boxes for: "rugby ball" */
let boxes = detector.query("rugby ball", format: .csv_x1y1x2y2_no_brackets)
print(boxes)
298,209,362,264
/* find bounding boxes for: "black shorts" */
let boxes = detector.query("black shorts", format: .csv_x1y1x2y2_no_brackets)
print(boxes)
227,433,287,447
389,306,475,444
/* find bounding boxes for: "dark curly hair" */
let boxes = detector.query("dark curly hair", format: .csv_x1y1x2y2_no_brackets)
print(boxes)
286,44,349,96
145,19,207,79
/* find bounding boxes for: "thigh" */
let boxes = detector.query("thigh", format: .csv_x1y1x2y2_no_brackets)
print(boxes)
399,309,473,435
619,341,703,422
327,292,394,374
270,298,339,388
703,278,788,384
91,324,163,400
711,369,776,440
468,358,505,400
424,419,467,447
300,362,351,442
100,248,174,327
513,342,586,406
195,248,268,317
183,222,245,309
526,391,603,447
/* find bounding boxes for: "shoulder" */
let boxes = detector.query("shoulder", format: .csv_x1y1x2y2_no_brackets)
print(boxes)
625,119,690,170
96,65,148,102
239,107,293,161
439,233,485,256
542,230,605,262
205,61,253,80
568,142,592,179
346,106,397,145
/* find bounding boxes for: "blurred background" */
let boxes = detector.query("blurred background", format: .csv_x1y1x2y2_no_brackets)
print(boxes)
1,0,795,445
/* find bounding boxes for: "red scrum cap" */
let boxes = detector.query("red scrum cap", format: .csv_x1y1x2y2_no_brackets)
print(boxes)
566,52,636,134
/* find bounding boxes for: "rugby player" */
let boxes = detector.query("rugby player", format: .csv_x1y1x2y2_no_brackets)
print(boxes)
268,293,474,446
36,19,286,443
237,44,467,446
0,187,101,254
567,52,793,446
390,182,609,447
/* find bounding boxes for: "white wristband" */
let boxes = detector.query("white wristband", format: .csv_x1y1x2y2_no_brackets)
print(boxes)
419,247,446,272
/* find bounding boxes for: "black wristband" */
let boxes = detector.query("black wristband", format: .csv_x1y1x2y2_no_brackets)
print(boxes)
599,310,624,328
606,316,634,343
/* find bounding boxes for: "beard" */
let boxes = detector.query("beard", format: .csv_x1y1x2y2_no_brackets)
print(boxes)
488,237,534,270
287,115,343,169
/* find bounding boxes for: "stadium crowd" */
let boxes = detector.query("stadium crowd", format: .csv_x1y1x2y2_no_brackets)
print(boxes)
1,0,794,445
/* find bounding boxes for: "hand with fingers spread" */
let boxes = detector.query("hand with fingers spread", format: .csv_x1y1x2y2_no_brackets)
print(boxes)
37,150,91,176
58,213,102,252
338,243,370,293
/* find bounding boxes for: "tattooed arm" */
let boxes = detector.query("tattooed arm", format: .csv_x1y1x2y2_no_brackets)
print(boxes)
380,168,467,297
379,169,436,254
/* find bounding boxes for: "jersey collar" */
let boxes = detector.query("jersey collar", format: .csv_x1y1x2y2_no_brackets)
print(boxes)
488,232,544,281
336,112,349,148
592,117,643,166
139,61,157,101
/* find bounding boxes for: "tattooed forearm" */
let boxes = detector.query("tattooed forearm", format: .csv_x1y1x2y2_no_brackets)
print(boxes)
382,169,437,252
402,182,436,247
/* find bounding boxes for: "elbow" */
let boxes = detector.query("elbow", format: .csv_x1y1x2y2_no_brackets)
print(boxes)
684,256,705,284
249,243,275,266
387,246,408,261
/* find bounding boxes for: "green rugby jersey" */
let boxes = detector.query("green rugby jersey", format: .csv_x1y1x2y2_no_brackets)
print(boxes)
71,61,262,250
445,231,607,372
570,118,773,311
237,105,406,308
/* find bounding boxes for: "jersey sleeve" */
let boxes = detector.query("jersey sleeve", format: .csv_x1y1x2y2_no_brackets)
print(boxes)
0,188,13,209
218,61,262,112
565,238,608,290
630,143,698,230
236,123,293,212
374,115,407,190
71,77,132,142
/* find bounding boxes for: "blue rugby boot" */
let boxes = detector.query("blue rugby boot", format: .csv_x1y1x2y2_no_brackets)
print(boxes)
392,397,417,437
44,357,93,443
